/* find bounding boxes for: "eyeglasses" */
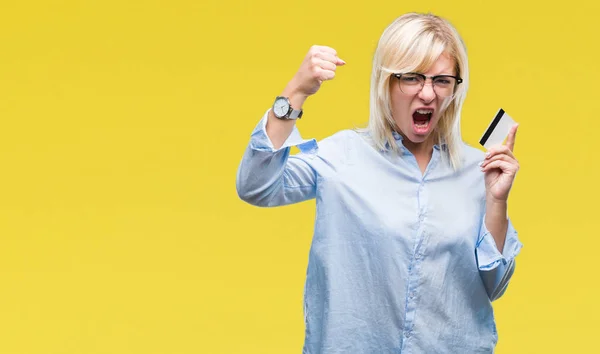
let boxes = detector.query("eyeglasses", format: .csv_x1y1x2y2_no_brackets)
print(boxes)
392,72,463,98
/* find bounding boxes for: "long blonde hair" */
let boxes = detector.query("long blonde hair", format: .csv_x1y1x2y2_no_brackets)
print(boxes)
363,12,469,170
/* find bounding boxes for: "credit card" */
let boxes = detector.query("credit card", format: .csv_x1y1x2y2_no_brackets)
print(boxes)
479,108,516,149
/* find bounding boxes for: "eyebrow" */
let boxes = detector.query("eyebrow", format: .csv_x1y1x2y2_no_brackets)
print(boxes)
407,72,457,77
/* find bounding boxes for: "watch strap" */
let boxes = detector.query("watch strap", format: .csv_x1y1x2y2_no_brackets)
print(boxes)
288,108,303,119
273,96,303,120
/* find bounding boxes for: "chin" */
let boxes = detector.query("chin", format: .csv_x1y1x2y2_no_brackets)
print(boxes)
408,134,430,144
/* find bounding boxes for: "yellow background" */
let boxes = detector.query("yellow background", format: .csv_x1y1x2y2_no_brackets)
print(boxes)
0,0,596,353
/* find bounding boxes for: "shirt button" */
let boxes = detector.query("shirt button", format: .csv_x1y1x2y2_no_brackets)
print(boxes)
409,292,416,299
405,331,412,338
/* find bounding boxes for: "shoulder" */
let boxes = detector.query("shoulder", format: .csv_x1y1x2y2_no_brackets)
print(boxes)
319,129,362,144
315,129,364,152
296,129,370,169
459,142,485,165
448,142,486,180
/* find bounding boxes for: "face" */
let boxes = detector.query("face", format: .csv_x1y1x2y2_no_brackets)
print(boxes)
390,54,456,148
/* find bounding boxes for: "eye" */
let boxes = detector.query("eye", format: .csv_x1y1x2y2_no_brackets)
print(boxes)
434,77,454,86
401,75,421,84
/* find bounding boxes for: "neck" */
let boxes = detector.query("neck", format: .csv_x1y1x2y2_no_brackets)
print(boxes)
404,139,434,158
399,130,437,158
402,137,435,175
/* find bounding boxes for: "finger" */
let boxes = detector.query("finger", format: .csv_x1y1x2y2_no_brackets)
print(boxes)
485,145,515,160
316,59,337,72
315,51,345,66
505,123,519,152
318,69,336,81
314,45,338,57
481,159,519,174
480,154,517,169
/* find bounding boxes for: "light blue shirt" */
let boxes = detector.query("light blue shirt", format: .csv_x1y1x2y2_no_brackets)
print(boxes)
236,111,523,354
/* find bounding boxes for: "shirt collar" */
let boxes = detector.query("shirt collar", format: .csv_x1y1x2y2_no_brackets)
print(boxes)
389,130,447,151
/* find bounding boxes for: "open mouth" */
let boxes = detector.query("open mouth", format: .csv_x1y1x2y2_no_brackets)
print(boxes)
412,109,433,133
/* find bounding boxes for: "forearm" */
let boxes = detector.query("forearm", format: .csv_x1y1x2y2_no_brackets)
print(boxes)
266,86,308,149
484,197,508,253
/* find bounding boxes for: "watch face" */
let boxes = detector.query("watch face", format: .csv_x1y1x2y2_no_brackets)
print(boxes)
273,97,290,118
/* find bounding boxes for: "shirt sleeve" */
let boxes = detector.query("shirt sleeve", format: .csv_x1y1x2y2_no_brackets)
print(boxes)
236,109,320,207
475,215,523,301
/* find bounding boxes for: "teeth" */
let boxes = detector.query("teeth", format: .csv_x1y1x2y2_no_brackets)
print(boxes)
416,109,433,114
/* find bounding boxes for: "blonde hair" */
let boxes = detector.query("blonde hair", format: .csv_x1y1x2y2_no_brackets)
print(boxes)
363,12,469,170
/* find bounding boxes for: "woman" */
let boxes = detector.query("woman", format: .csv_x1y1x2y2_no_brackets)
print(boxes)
236,12,522,353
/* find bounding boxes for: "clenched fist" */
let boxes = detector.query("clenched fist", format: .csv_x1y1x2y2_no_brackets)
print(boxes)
267,45,345,149
288,45,346,97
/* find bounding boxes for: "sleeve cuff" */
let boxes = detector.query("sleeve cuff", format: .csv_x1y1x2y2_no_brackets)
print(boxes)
249,109,318,154
476,216,523,271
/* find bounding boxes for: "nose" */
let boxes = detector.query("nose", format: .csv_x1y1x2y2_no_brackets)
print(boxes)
418,81,436,103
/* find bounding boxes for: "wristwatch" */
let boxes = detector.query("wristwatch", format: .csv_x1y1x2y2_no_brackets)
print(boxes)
272,96,303,120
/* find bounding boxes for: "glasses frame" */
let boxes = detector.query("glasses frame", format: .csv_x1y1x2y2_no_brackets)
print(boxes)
392,72,463,97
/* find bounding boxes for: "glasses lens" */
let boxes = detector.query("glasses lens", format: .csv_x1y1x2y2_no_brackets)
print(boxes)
398,74,424,95
432,76,457,97
397,74,458,98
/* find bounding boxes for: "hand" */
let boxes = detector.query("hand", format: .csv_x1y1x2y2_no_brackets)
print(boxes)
480,124,520,202
286,45,345,98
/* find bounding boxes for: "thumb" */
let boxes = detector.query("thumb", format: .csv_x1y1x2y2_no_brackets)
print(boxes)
336,57,346,66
